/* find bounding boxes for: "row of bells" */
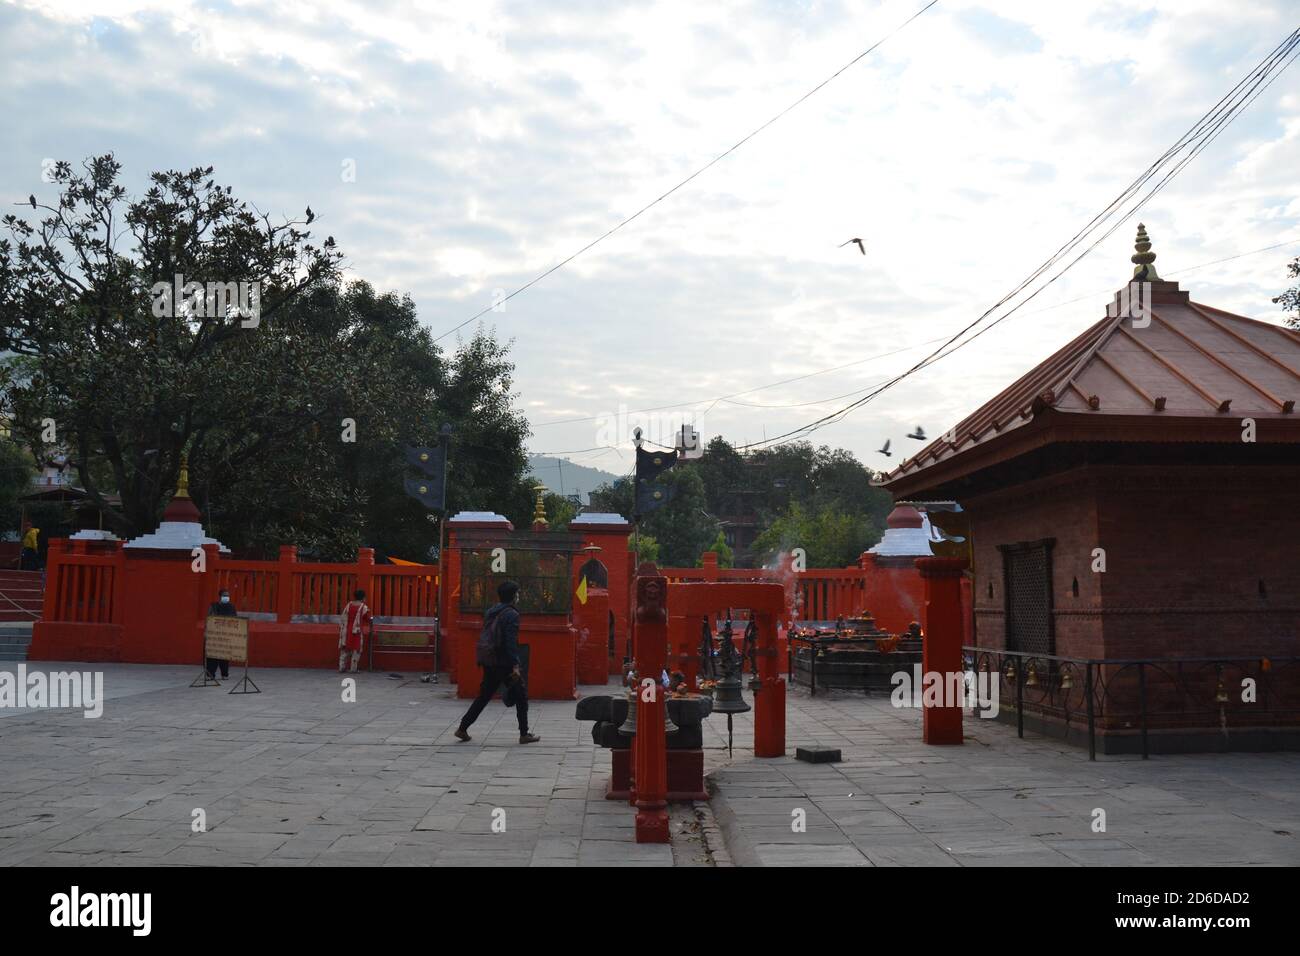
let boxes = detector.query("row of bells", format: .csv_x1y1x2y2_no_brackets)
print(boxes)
617,675,753,736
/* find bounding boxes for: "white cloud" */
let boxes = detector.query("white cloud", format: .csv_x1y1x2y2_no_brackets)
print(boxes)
3,0,1297,468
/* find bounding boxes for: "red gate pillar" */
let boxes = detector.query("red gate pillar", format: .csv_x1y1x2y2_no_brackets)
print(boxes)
752,610,786,757
632,572,669,843
917,556,967,745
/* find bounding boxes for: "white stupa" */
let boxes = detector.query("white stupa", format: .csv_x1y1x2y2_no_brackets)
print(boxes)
125,455,230,552
868,503,935,557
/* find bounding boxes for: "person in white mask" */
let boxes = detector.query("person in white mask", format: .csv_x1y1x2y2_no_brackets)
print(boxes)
206,588,237,680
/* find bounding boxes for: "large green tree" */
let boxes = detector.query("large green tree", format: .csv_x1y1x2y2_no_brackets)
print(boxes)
1,155,534,559
751,500,880,568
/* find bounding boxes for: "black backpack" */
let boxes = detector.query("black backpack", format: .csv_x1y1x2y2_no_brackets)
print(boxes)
475,608,504,666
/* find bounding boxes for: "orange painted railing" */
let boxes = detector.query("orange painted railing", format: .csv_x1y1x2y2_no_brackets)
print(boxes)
44,551,119,624
43,540,438,626
659,553,872,622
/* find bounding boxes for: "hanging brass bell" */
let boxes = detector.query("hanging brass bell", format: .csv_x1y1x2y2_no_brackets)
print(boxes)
1025,662,1039,687
1004,660,1017,682
1060,669,1074,690
711,674,751,714
618,686,679,734
1215,680,1228,704
617,688,637,736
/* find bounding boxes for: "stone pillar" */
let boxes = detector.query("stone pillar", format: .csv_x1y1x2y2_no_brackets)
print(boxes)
917,556,967,745
632,572,669,843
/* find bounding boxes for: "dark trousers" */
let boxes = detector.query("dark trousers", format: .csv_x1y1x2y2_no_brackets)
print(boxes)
458,665,528,734
206,658,230,679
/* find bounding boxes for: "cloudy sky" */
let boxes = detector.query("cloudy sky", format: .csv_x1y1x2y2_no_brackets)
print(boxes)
3,0,1298,479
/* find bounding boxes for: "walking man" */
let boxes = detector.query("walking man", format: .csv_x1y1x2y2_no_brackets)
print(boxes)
206,588,237,680
454,580,540,744
339,589,372,673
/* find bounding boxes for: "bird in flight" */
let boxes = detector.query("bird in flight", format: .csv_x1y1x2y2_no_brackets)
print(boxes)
877,439,892,457
839,238,866,255
907,426,927,441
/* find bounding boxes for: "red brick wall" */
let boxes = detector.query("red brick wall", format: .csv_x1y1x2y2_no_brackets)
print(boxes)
963,464,1300,661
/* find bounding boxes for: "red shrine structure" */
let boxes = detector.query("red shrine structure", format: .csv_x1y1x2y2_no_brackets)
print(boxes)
882,225,1300,753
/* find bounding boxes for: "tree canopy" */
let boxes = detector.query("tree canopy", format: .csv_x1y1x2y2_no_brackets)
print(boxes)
1,155,534,559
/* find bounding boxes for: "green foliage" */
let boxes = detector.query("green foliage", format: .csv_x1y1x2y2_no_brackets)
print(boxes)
0,156,535,559
631,533,660,565
752,500,879,569
698,530,733,568
0,438,35,536
586,436,887,569
542,491,578,531
1275,256,1299,329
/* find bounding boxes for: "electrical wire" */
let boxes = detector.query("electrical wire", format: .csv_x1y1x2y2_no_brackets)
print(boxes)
733,26,1300,450
432,0,941,344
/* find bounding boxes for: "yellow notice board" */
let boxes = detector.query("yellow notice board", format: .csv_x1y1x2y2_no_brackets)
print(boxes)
204,616,249,661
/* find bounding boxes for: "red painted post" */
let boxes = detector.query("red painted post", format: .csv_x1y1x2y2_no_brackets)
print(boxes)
752,610,786,757
43,538,66,621
632,571,669,843
110,542,126,624
276,545,296,624
917,556,968,745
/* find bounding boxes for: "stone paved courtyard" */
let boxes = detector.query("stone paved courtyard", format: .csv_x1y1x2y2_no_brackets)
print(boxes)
1,663,1297,866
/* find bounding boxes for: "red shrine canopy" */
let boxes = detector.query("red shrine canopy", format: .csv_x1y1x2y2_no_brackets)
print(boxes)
882,234,1300,498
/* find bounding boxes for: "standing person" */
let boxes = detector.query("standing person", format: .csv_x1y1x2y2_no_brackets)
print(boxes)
19,525,39,571
454,580,540,744
206,588,237,681
339,589,372,673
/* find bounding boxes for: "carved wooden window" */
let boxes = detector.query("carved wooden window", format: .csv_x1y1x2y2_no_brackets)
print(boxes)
998,539,1055,656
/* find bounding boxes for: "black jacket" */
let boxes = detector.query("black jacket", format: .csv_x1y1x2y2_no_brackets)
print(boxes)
483,602,521,668
209,601,238,618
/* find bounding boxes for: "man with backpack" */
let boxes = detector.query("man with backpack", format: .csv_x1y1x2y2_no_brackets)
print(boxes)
454,580,540,744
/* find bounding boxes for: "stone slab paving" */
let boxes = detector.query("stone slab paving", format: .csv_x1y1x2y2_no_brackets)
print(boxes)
0,664,669,867
703,688,1300,867
4,664,1298,867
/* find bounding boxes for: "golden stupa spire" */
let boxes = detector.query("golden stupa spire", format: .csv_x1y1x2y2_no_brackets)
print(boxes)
1131,223,1161,281
175,451,191,499
532,484,548,528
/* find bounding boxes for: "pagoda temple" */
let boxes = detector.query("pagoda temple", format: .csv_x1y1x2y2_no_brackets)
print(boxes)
881,226,1300,751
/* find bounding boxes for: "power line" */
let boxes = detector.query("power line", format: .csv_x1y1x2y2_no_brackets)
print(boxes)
527,233,1298,448
432,0,941,344
733,26,1300,451
530,337,949,428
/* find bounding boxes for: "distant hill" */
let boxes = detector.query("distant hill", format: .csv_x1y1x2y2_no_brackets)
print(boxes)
526,455,623,504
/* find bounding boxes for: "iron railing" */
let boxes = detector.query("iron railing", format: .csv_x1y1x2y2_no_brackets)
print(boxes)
964,646,1300,759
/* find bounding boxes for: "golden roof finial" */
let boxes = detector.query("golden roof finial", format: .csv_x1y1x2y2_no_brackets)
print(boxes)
1131,223,1161,281
175,451,191,499
532,484,548,527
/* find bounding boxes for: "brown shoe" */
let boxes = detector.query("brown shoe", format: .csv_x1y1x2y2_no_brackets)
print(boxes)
454,728,471,742
519,732,540,744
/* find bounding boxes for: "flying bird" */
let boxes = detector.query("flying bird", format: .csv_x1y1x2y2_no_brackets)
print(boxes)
907,426,927,441
839,237,866,255
877,439,892,457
